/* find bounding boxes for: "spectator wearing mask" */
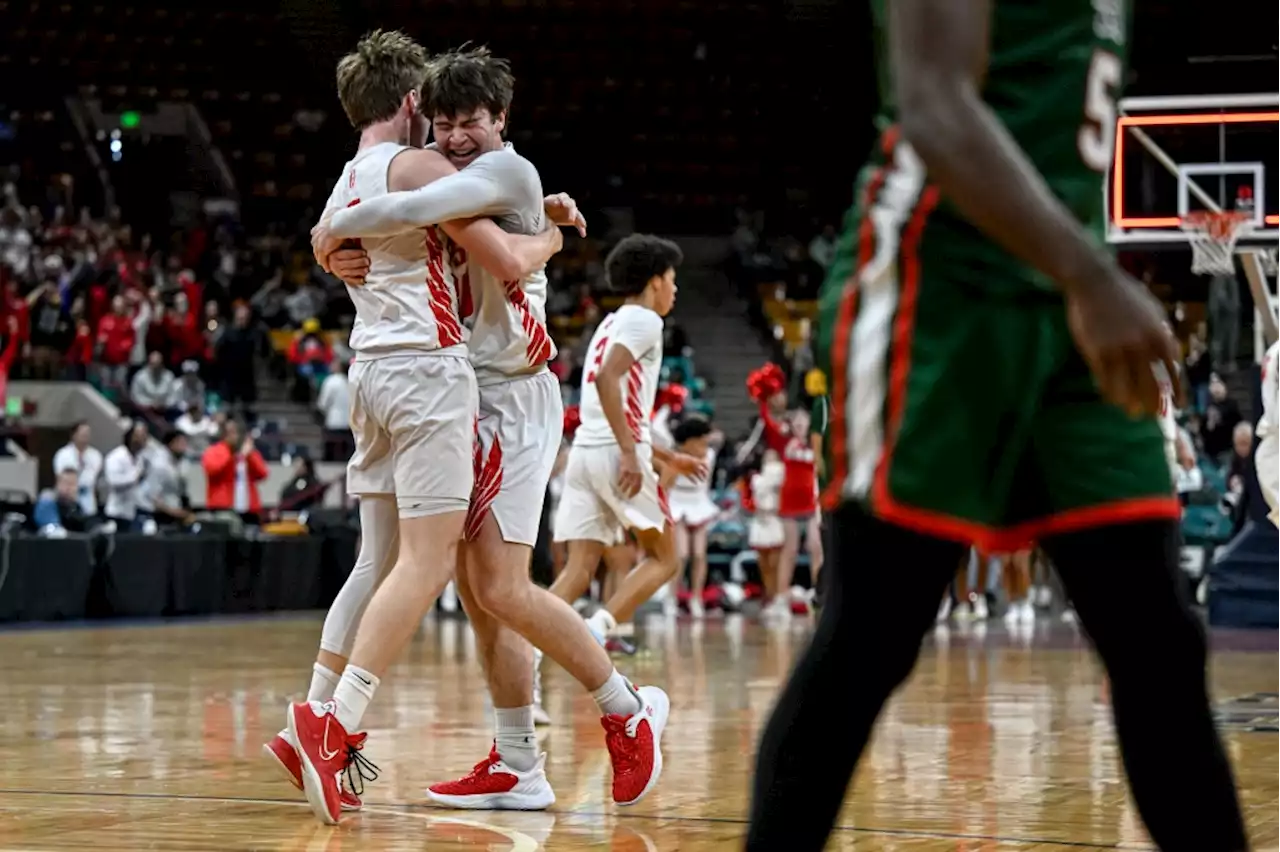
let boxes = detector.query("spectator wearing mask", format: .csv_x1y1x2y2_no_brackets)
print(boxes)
175,402,218,457
202,418,268,520
143,429,194,528
96,294,136,393
34,468,90,533
103,421,150,530
213,303,265,423
130,350,177,416
52,421,102,516
316,357,352,462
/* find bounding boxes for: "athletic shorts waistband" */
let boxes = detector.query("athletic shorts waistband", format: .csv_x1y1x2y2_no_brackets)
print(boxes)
475,366,552,389
353,344,471,363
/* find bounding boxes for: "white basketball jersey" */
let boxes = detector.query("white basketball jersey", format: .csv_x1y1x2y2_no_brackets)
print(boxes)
573,304,665,449
326,143,465,358
446,146,557,385
1258,340,1280,439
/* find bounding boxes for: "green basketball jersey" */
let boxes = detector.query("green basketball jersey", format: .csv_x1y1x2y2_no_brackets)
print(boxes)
844,0,1129,294
815,0,1130,488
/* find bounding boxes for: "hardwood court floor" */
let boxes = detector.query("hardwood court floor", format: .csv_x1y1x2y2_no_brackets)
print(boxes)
1,613,1276,851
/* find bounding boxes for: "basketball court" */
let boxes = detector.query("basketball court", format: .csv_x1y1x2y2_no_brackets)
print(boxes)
1,615,1276,850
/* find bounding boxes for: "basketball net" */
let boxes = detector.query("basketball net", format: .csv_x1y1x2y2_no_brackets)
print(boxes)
1181,210,1251,276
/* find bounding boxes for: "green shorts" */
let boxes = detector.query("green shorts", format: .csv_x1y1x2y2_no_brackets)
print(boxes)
818,203,1178,553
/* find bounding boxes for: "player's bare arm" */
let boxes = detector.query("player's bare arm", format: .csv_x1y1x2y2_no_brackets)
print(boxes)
891,0,1181,417
595,345,644,498
652,444,710,480
313,148,561,285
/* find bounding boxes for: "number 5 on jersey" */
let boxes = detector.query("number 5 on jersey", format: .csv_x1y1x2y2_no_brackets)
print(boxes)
1078,50,1123,173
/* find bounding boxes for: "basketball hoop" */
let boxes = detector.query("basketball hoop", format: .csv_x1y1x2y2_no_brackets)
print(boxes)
1181,210,1251,276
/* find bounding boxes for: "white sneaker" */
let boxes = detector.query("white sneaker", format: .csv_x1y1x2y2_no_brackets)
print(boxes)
688,598,705,619
426,747,556,810
531,648,551,726
1060,607,1077,624
585,609,615,647
971,595,989,620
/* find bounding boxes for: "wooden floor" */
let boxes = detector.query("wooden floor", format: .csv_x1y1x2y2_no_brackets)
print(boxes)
1,613,1276,851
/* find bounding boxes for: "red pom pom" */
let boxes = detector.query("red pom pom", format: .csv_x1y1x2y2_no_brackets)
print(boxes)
746,362,786,402
563,404,581,439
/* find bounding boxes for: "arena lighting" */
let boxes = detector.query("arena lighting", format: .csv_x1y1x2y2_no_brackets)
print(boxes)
119,110,141,129
1110,111,1280,228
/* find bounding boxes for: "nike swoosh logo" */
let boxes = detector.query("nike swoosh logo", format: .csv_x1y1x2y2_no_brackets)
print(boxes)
354,673,372,686
318,713,341,762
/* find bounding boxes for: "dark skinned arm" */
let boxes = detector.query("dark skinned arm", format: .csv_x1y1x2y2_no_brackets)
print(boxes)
889,0,1113,294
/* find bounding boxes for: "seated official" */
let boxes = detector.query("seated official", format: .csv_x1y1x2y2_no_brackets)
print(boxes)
34,469,91,533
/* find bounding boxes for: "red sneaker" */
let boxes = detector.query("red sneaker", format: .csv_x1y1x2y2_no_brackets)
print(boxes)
287,701,377,824
263,732,364,811
426,743,556,810
601,685,670,806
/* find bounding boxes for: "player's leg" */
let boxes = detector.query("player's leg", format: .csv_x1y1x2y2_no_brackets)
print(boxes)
1030,343,1245,850
601,543,632,602
462,376,668,806
425,542,555,810
590,522,679,630
288,356,476,824
686,523,710,617
264,495,398,804
747,504,963,850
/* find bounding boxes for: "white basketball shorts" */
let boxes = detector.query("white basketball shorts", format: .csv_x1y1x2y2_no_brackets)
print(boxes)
465,371,563,545
346,352,478,517
553,442,671,544
1257,434,1278,527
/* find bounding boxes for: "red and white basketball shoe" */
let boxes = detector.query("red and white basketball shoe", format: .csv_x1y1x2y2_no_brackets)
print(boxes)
262,732,363,811
425,744,556,810
286,701,377,824
602,685,670,806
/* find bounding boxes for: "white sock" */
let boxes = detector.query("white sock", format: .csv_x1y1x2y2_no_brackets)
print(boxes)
592,669,642,717
331,665,379,732
494,706,538,772
278,663,342,740
308,663,341,702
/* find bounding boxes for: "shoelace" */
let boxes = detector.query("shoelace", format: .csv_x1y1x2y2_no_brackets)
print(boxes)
343,741,381,797
603,709,647,774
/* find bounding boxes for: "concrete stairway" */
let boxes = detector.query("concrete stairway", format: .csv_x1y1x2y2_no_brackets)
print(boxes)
669,267,773,438
252,360,325,457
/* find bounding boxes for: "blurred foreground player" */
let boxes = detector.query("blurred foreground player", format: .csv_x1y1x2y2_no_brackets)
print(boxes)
746,2,1248,850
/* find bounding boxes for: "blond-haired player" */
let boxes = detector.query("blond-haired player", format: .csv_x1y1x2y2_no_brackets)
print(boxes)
266,31,564,825
314,47,671,812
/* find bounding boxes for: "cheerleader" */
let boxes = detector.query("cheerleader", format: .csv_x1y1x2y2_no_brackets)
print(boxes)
777,407,824,615
748,450,787,612
666,416,721,617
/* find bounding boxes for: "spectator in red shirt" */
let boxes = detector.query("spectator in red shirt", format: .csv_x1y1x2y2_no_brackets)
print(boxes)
164,291,204,368
67,320,94,381
201,418,269,519
96,294,136,393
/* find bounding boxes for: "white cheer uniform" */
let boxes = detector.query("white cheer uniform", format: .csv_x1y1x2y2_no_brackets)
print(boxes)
748,459,786,550
1257,341,1279,526
554,305,668,543
325,142,476,516
330,144,561,545
667,446,720,527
